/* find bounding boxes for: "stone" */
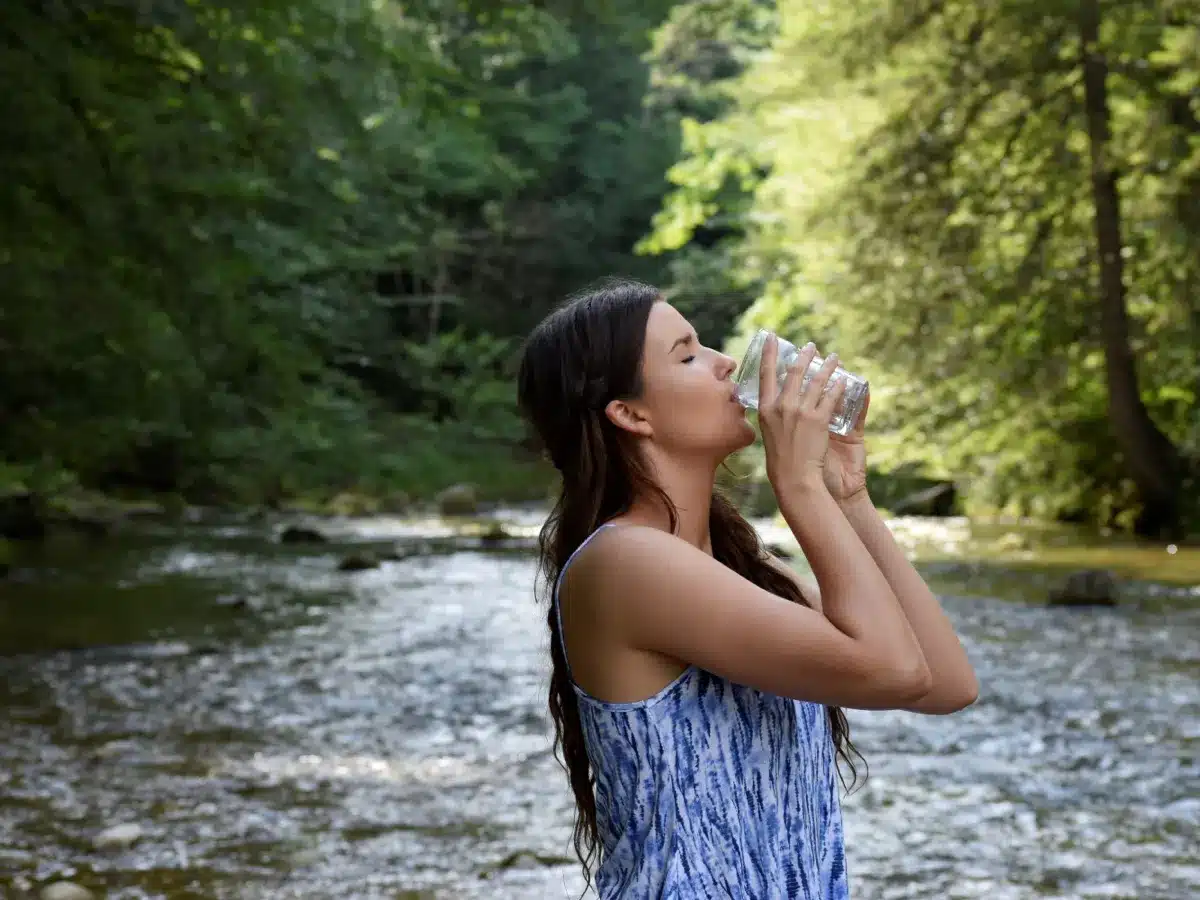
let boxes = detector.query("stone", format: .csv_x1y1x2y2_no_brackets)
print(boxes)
40,883,94,900
479,522,514,545
890,482,958,517
278,525,328,544
337,552,379,572
1048,569,1119,607
94,822,144,849
435,483,478,517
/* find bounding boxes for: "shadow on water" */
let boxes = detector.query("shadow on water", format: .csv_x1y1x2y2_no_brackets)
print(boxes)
0,512,1197,898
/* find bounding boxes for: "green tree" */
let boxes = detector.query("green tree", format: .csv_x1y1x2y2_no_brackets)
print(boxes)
652,0,1200,534
638,0,780,344
0,1,690,504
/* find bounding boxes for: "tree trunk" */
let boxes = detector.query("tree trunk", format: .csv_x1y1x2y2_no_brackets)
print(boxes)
1078,0,1183,537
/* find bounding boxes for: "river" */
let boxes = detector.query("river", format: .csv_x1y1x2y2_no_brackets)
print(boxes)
1,511,1197,899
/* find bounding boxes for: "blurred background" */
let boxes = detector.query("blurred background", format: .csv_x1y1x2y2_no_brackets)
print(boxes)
1,1,1197,898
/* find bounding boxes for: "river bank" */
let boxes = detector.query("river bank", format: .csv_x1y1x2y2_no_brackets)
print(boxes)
4,490,1198,603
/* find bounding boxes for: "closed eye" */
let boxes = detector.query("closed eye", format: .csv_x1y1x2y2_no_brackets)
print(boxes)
682,354,696,364
668,333,699,357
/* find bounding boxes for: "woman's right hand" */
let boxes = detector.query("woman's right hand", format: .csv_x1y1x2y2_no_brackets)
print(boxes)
757,335,847,499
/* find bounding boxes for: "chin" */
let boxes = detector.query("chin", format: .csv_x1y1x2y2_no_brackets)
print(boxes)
733,420,756,451
719,417,757,456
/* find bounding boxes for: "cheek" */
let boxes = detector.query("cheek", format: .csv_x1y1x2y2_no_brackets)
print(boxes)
643,369,726,436
646,373,711,415
653,393,732,443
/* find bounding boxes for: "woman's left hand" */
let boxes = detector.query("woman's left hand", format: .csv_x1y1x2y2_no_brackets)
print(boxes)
823,391,870,503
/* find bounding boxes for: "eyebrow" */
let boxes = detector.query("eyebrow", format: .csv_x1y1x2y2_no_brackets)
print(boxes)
668,334,696,354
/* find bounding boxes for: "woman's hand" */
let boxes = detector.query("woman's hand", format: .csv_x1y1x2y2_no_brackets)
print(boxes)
823,392,870,503
758,336,847,500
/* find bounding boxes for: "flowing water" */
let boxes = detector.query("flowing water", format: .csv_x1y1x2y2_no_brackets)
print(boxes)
1,512,1197,899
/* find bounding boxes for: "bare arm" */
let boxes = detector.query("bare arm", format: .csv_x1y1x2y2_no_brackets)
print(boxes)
571,484,932,710
765,554,822,614
836,495,978,713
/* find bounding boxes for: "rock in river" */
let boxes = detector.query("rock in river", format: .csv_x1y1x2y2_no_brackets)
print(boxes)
40,882,94,900
1049,569,1119,607
889,482,958,517
337,552,380,572
278,525,328,544
436,483,479,516
94,822,144,849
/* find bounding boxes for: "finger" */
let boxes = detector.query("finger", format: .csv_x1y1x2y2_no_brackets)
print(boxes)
780,342,817,405
801,351,840,410
816,374,848,420
758,333,780,409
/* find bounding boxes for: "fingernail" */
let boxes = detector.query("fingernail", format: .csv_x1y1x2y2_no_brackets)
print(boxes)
804,341,815,351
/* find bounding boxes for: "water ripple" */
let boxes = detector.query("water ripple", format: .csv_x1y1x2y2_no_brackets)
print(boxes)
1,534,1197,899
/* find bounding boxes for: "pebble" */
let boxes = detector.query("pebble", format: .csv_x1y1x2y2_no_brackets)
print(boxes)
40,883,94,900
94,822,143,849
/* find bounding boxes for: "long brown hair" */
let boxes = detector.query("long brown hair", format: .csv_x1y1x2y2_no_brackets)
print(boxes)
516,278,864,889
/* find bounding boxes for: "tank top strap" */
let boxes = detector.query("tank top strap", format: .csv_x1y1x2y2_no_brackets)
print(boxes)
552,522,619,682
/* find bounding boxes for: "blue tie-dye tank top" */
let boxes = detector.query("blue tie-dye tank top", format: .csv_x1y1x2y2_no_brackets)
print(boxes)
554,525,849,899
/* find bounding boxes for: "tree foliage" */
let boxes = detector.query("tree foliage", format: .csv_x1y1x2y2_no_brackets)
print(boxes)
649,0,1200,532
638,0,779,344
6,0,1197,530
1,0,680,502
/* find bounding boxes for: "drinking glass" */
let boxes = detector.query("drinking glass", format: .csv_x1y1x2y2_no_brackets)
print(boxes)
732,329,869,436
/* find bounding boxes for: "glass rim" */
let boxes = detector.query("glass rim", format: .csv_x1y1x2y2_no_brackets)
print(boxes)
732,329,770,388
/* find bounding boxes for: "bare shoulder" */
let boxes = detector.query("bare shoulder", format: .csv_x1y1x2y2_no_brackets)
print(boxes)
564,523,706,608
563,522,761,636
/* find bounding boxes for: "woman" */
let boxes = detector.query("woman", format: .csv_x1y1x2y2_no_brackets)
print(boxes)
517,279,978,898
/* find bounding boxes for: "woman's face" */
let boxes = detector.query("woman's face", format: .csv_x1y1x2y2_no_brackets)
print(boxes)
617,301,755,459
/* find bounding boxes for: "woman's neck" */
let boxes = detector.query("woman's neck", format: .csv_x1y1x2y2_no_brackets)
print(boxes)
624,451,717,554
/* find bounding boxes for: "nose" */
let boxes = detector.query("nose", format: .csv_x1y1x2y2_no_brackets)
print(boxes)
716,351,737,381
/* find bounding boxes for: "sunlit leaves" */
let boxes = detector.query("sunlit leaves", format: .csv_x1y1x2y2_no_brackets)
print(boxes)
649,0,1200,525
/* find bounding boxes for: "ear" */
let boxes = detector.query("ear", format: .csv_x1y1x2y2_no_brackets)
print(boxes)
604,398,653,438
